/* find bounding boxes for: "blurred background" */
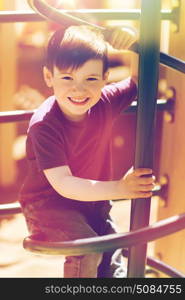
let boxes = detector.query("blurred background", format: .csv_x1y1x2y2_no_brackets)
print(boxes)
0,0,185,277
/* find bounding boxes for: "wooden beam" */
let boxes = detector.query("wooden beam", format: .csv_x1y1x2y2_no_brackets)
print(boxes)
0,0,17,186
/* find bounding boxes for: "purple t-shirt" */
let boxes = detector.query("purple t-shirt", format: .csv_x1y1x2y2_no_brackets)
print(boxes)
19,77,137,203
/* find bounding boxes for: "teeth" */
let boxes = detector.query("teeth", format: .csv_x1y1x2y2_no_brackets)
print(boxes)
69,97,88,103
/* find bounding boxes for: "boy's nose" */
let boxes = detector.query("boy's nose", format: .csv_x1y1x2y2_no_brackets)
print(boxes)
72,82,86,92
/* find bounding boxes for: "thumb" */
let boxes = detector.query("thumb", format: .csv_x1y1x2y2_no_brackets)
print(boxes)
123,166,134,178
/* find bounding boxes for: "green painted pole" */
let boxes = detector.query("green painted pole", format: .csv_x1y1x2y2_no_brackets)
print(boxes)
0,9,175,23
127,0,161,278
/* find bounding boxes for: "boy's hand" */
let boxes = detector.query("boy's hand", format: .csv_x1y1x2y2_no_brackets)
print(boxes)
104,26,138,50
117,167,155,199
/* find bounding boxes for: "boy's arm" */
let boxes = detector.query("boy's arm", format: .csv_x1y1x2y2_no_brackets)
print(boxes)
104,26,139,83
43,165,154,202
130,51,139,84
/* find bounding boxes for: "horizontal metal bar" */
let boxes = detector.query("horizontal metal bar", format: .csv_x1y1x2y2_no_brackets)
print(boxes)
125,99,169,113
0,14,184,74
23,212,185,256
132,43,185,74
0,202,22,216
0,11,42,22
122,249,185,278
0,100,168,124
0,9,173,23
160,52,185,74
145,256,185,278
0,110,35,123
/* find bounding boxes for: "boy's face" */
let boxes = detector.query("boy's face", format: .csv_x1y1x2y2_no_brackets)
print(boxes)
43,59,109,122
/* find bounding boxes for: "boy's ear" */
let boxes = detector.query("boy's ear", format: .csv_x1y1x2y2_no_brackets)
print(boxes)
103,70,109,82
43,66,53,88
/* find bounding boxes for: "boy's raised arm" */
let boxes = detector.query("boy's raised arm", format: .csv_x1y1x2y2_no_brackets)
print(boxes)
104,26,138,51
104,26,139,84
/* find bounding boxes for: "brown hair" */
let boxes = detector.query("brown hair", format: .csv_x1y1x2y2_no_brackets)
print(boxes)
45,25,108,74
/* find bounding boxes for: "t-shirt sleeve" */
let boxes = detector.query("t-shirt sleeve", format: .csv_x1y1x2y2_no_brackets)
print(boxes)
28,123,68,171
101,76,137,119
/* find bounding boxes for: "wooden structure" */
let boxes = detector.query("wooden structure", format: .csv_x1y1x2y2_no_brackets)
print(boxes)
155,0,185,274
0,0,17,187
0,0,185,277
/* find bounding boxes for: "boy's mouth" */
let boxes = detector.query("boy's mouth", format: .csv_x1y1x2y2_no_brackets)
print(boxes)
67,97,90,105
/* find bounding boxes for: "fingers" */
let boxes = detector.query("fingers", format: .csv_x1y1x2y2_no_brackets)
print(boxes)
138,184,154,192
121,167,156,199
134,168,153,177
133,169,155,197
112,35,134,50
135,169,155,190
139,176,156,185
110,29,121,48
115,37,134,50
115,34,137,50
106,27,137,50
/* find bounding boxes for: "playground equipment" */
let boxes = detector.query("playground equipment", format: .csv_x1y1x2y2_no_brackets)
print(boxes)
0,0,185,277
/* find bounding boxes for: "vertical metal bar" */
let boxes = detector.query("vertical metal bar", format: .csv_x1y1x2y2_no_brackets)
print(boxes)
127,0,161,278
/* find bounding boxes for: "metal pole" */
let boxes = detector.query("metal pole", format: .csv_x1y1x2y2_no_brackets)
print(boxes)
0,9,173,23
127,0,161,278
132,43,185,74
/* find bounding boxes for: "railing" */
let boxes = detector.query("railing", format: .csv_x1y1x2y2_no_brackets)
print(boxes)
0,201,185,277
23,213,185,256
0,202,22,216
23,213,185,279
0,9,177,23
0,2,184,73
0,0,185,278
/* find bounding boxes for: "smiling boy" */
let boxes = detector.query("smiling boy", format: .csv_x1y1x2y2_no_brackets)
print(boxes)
19,25,155,278
44,59,107,122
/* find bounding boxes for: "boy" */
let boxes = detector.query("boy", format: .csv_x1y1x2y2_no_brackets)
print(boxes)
19,25,155,278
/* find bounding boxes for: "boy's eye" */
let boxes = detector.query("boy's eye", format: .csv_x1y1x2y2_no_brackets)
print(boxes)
87,78,98,81
61,76,73,80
